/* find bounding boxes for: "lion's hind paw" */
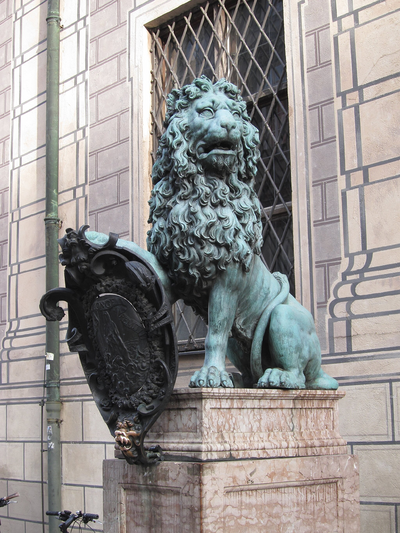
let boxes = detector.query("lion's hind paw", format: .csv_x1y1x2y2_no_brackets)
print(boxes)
189,366,234,388
257,368,305,390
306,371,338,390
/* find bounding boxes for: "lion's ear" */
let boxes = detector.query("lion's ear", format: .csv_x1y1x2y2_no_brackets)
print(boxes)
165,88,181,124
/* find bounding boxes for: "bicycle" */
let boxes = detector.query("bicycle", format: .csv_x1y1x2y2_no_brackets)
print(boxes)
0,493,19,528
0,493,19,510
46,510,100,532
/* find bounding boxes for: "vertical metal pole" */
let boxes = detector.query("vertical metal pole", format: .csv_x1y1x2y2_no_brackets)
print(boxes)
45,1,61,532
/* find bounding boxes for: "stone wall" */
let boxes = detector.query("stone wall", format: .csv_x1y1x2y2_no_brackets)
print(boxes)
0,1,109,531
88,0,132,239
0,0,399,532
0,1,11,347
285,1,400,530
331,2,400,530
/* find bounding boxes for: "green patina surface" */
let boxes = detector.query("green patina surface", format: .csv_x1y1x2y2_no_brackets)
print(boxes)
88,76,338,391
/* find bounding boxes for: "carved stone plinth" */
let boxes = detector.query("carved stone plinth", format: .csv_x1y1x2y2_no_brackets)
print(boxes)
147,388,348,459
103,389,360,533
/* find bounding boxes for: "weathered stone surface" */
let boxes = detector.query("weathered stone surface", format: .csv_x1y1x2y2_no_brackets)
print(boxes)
105,389,359,533
104,455,359,533
146,388,347,460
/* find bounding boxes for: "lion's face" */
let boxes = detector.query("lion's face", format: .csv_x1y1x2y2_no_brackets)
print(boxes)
151,77,260,186
186,92,244,174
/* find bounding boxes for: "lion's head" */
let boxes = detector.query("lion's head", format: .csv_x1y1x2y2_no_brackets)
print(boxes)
147,77,263,316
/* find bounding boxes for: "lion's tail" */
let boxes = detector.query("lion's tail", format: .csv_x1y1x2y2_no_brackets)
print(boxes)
250,272,290,383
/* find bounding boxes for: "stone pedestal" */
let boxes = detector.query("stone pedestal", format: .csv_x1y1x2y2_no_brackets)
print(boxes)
103,389,360,532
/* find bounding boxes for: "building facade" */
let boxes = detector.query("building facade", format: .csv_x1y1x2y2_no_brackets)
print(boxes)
0,0,399,531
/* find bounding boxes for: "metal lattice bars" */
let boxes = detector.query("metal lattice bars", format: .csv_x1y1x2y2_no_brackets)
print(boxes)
149,0,293,349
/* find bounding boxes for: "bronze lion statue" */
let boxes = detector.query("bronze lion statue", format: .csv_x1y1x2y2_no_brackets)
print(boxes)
88,76,338,390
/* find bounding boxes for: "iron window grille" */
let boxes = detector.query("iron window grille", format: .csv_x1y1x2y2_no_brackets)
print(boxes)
149,0,293,352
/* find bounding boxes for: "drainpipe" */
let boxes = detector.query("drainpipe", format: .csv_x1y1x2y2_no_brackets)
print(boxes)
45,1,61,531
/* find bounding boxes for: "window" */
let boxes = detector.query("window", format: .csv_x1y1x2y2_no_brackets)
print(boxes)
149,0,292,351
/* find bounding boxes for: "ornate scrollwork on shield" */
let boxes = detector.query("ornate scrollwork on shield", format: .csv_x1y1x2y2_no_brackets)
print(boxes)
40,226,178,465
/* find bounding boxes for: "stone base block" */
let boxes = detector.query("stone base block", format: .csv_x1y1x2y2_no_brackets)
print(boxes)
103,453,359,532
106,389,359,532
145,388,348,460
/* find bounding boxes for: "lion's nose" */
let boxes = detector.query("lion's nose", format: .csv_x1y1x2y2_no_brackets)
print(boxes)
216,109,237,132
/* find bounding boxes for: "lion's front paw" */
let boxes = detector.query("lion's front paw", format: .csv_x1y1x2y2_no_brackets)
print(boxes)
189,366,234,388
257,368,305,390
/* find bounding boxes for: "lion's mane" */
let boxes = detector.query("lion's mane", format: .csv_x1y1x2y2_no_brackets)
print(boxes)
147,77,263,317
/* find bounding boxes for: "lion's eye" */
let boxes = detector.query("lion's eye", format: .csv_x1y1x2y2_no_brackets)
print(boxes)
199,108,214,118
232,110,240,119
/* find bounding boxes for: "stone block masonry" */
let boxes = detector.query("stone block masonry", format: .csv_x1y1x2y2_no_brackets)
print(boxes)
105,389,360,533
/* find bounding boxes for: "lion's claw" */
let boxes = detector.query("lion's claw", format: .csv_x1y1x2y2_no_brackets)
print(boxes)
220,371,234,388
257,368,305,390
189,366,234,388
